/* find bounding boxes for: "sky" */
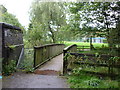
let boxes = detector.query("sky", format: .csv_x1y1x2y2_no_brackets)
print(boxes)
0,0,33,28
0,0,114,28
0,0,76,28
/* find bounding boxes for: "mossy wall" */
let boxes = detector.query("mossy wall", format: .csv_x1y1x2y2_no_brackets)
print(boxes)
0,23,23,65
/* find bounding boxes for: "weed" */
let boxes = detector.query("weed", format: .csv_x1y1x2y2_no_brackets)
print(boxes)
19,49,34,73
2,60,16,76
67,68,119,88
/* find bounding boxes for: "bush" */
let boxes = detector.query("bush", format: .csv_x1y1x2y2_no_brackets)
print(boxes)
103,39,107,43
19,49,34,73
2,60,16,76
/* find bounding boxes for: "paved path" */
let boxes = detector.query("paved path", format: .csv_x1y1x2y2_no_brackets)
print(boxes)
35,54,63,75
3,72,68,88
3,54,69,88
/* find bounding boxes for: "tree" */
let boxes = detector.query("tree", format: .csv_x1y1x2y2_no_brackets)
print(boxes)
0,5,22,28
29,1,66,44
67,2,120,49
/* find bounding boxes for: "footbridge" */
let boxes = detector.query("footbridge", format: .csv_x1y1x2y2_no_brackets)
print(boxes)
33,44,77,75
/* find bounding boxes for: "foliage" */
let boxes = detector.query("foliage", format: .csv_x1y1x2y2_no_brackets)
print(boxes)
19,49,34,73
28,1,67,45
8,45,16,50
67,2,120,49
0,5,23,28
2,60,16,76
25,25,48,47
65,49,119,73
64,45,120,88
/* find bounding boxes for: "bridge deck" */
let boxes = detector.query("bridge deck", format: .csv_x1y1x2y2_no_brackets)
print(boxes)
34,54,63,75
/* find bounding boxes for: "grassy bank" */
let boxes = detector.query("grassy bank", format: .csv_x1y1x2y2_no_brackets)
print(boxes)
67,66,119,88
64,41,110,55
64,41,108,48
67,71,119,88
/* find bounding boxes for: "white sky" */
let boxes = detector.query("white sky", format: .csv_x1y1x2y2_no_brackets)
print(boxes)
1,0,112,28
0,0,77,28
0,0,33,28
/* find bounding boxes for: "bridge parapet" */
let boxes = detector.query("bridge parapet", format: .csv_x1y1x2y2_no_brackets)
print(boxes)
34,44,65,69
63,44,77,55
63,44,77,74
0,23,24,70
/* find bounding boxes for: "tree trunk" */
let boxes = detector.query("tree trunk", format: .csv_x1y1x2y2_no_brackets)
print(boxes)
48,24,56,43
90,36,94,50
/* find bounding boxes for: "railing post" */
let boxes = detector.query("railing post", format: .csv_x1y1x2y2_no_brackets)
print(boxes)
63,49,67,75
63,44,77,75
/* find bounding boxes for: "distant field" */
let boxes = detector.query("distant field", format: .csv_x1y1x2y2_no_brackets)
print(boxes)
64,41,108,48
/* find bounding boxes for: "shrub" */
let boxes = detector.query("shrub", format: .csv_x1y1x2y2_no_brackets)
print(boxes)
19,49,34,73
2,60,16,76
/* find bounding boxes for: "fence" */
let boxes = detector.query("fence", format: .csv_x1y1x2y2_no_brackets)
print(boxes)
63,44,77,74
0,23,24,68
34,44,65,69
64,52,120,79
77,46,90,51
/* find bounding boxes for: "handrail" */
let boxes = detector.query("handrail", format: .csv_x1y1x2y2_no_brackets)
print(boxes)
34,44,65,69
34,44,64,49
0,23,22,31
63,44,77,56
64,44,77,51
63,44,77,74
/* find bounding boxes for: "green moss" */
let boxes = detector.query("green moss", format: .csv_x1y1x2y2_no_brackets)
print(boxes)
8,45,16,49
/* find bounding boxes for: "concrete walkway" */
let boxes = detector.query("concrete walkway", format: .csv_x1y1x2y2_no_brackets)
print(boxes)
3,54,69,88
3,72,68,88
35,54,63,75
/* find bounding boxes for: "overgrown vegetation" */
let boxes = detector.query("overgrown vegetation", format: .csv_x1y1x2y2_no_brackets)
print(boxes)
64,48,120,88
2,60,16,76
0,5,23,28
67,69,119,88
19,49,34,73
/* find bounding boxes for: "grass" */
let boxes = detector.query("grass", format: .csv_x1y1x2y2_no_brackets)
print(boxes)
78,65,119,75
67,68,119,88
79,47,110,55
64,41,111,55
64,41,108,48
